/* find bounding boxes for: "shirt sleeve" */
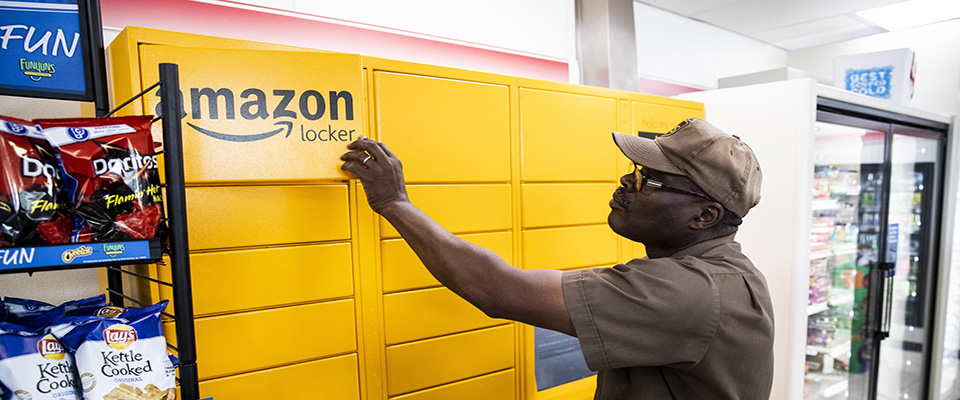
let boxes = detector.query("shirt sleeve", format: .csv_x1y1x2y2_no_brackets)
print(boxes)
561,259,720,371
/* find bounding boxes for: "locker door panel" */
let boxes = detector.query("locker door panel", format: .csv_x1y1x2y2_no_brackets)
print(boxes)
168,300,357,380
522,183,617,228
159,243,353,315
381,231,513,293
375,72,510,183
520,89,618,182
390,369,515,400
523,225,619,270
383,287,506,345
379,185,511,238
385,325,514,396
198,354,360,399
185,185,350,250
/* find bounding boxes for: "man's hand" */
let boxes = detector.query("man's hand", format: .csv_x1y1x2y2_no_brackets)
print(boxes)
341,136,409,214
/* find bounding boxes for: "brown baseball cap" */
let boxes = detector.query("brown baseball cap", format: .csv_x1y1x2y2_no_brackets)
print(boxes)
612,118,762,217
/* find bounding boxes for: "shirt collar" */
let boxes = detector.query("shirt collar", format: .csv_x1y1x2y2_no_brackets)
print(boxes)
670,234,737,259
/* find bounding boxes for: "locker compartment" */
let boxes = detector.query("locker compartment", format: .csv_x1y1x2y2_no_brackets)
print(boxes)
381,231,513,293
166,299,357,379
383,287,508,345
632,101,704,134
379,184,511,238
159,242,353,316
186,185,350,250
374,72,510,183
522,183,617,228
198,354,360,399
522,225,618,270
385,325,515,396
391,369,516,400
519,88,618,182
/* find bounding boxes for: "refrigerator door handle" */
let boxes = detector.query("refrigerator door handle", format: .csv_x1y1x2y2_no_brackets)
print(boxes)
876,262,896,341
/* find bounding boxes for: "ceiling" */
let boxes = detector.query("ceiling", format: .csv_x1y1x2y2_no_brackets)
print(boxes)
636,0,908,51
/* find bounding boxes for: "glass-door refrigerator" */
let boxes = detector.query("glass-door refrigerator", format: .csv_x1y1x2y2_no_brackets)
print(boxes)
804,112,945,400
678,79,952,400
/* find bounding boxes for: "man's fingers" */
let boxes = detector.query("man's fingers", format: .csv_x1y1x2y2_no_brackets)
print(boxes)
376,141,397,159
360,138,390,163
340,150,369,163
341,160,368,177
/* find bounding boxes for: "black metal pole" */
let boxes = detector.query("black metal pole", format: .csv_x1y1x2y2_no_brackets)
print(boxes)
85,0,110,117
158,63,200,400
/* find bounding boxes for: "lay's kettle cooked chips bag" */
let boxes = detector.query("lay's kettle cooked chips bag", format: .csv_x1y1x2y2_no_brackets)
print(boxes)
0,322,82,400
52,301,176,400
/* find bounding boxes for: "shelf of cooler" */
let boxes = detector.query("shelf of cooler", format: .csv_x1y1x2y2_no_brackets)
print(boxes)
808,302,830,316
0,238,162,274
806,371,849,399
812,199,839,211
807,340,852,359
809,243,858,261
807,292,854,316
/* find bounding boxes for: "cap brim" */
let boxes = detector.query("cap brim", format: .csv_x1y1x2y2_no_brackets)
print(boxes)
611,132,684,175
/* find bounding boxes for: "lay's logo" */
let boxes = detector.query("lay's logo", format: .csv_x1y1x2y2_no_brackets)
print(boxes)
38,334,66,360
104,324,138,350
95,306,127,318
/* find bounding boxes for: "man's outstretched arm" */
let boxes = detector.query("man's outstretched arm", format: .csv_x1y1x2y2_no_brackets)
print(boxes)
341,137,575,336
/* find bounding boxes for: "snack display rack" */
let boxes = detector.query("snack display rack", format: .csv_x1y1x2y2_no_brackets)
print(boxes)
0,63,201,400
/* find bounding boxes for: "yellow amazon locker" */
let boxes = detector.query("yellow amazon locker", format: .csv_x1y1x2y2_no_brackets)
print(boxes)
108,27,706,400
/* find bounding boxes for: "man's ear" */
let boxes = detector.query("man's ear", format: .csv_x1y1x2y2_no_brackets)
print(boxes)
691,203,723,230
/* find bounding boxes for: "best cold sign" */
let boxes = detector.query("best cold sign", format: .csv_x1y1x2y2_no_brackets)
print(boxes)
845,66,894,98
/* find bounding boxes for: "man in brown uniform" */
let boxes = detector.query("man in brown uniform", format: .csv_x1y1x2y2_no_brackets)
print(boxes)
341,118,774,399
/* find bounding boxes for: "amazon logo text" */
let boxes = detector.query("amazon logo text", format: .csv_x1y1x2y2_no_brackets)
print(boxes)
156,87,356,143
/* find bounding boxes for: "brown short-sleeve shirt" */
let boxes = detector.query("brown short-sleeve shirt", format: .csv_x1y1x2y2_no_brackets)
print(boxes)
562,235,774,400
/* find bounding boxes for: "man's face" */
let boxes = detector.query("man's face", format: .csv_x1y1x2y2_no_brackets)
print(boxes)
607,167,706,247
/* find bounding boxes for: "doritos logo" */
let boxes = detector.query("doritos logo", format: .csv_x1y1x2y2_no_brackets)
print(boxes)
104,324,137,350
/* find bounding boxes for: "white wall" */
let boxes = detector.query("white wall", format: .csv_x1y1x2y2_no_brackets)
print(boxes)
633,2,788,89
680,79,819,400
227,0,574,61
788,18,960,117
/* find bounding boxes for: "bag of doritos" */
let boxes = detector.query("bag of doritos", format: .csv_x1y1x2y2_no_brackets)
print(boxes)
51,301,176,400
0,115,73,246
35,116,166,243
0,322,82,400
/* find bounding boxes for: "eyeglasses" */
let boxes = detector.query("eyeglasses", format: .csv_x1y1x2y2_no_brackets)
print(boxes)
634,165,715,201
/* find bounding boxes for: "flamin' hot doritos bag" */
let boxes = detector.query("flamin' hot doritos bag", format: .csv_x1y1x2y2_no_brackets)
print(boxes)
51,301,176,400
0,115,73,246
35,116,166,243
0,322,82,400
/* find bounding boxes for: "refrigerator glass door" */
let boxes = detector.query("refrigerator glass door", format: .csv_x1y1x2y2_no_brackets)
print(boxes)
875,132,942,400
806,121,885,400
